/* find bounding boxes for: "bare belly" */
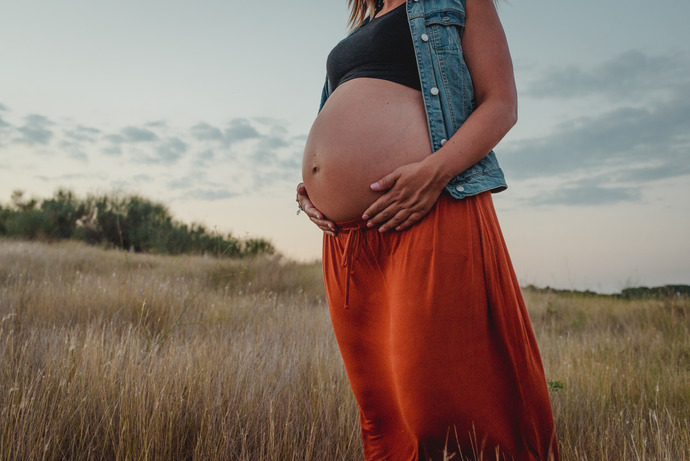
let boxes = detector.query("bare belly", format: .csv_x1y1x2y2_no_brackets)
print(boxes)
302,78,432,222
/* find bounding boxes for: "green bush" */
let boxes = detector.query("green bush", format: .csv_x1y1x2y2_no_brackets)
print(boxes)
0,189,275,258
3,209,52,239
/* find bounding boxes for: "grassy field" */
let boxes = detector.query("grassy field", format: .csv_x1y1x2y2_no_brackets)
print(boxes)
1,239,688,460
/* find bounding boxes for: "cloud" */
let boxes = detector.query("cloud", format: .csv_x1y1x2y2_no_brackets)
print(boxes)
503,95,690,180
167,170,207,190
153,137,187,163
224,118,260,144
130,174,154,184
191,122,223,141
184,188,239,201
59,140,88,161
15,114,54,145
36,172,108,182
121,126,159,142
190,118,262,147
145,120,167,129
191,149,216,168
503,75,690,192
0,102,8,111
529,178,643,207
101,125,162,157
198,149,214,161
1,105,306,200
0,116,11,147
64,125,101,142
102,134,124,156
500,51,690,206
278,155,301,170
524,50,689,102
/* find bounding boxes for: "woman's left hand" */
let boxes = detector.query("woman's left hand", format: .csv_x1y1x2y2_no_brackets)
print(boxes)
362,161,446,232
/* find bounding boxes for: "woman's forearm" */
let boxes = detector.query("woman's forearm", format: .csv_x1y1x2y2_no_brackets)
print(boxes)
422,96,517,187
422,0,518,188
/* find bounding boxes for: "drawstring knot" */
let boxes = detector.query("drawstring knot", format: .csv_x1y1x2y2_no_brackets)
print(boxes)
341,227,364,309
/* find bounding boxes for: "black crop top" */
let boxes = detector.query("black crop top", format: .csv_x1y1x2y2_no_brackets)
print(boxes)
326,3,421,92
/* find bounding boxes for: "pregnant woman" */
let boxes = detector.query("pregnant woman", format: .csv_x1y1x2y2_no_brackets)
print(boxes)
297,0,559,459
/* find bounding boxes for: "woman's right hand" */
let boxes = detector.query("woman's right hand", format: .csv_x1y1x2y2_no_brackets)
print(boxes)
297,182,338,236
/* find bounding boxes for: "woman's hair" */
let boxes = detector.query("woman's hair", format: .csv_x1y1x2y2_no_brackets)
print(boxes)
347,0,500,29
347,0,378,29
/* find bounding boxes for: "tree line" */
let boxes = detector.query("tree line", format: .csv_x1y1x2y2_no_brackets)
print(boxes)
0,189,274,257
524,284,690,299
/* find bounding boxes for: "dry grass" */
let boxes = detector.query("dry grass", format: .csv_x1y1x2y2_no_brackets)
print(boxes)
525,290,690,460
1,239,688,460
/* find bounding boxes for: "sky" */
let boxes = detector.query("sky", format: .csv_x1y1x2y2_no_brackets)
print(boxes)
1,0,688,293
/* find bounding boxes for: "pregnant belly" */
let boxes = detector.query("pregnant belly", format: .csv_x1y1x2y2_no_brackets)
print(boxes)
302,78,433,222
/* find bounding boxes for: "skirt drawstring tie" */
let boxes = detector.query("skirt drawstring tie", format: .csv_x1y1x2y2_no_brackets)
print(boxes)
340,226,364,309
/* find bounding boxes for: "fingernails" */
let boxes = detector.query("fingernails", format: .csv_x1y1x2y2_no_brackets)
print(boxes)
326,231,336,237
366,221,374,228
329,224,336,232
370,183,379,190
361,214,369,220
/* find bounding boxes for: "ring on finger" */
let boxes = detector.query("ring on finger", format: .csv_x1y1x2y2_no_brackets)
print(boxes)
296,194,304,215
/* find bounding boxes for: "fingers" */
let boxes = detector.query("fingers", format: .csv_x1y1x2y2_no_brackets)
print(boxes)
296,182,338,236
363,192,434,232
374,208,412,233
394,211,425,231
304,201,337,235
362,190,406,225
369,170,400,192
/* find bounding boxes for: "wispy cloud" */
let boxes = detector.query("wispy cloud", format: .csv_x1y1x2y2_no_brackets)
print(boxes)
121,126,159,142
503,92,690,178
191,122,223,141
185,188,239,201
530,178,642,207
224,118,260,144
145,120,167,129
524,50,689,101
0,108,305,201
0,115,11,147
15,114,54,145
153,137,187,164
64,125,101,142
58,140,88,161
503,50,690,206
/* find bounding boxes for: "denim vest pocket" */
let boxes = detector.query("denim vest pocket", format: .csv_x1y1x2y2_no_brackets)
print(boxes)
423,9,465,52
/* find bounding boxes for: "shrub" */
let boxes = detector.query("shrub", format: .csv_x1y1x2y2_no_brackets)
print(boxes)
0,189,275,258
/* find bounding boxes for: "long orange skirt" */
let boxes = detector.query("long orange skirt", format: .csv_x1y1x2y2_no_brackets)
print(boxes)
322,192,559,461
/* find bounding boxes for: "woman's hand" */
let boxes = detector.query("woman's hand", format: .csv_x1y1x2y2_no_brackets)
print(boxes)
297,183,338,236
362,160,447,232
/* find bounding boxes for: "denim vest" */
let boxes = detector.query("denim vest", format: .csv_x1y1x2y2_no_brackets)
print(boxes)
320,0,507,199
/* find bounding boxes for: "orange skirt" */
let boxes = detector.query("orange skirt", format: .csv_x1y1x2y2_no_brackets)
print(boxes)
322,192,559,461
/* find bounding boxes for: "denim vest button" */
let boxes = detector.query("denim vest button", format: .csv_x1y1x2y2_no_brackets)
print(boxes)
440,138,447,146
430,87,439,96
421,33,429,42
455,185,465,193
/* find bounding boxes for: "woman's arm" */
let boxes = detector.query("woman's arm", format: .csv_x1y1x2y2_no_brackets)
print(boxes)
362,0,517,232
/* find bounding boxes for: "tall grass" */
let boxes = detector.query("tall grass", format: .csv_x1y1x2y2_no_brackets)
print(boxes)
526,290,689,460
1,239,688,460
